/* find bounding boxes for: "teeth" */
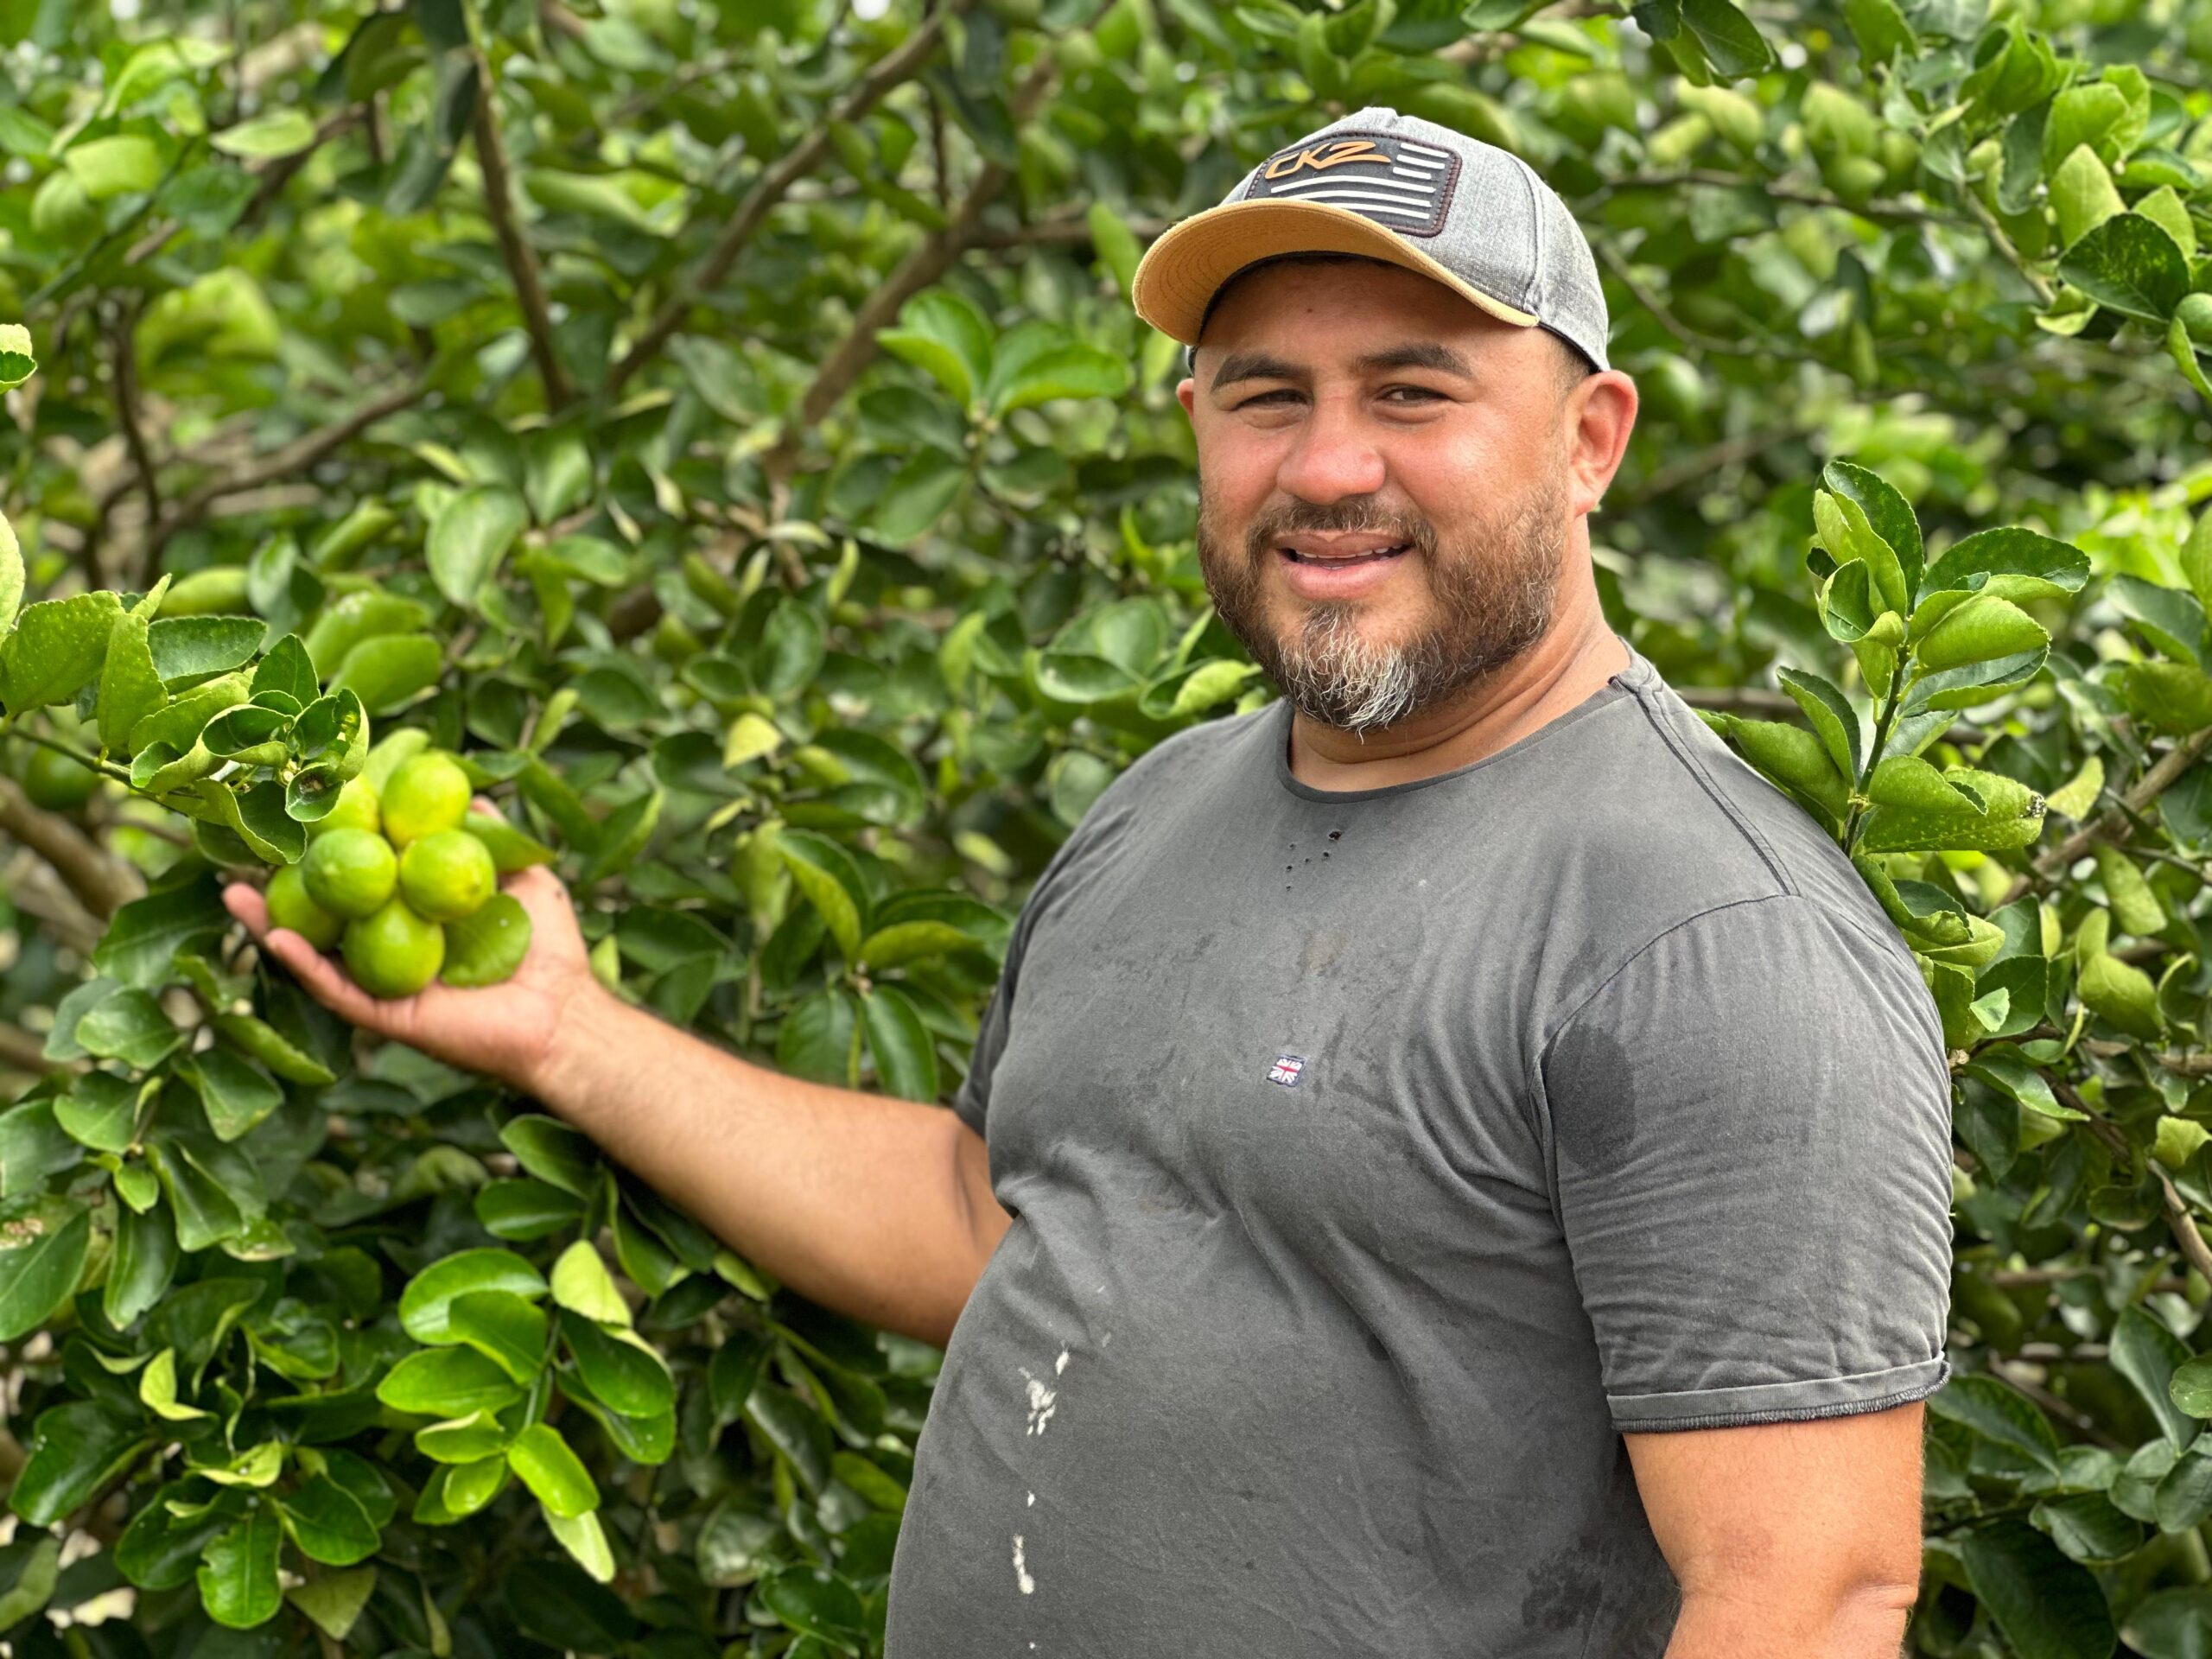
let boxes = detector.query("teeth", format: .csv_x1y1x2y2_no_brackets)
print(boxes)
1284,543,1408,563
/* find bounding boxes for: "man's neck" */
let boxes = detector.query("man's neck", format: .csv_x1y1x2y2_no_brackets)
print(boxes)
1286,603,1631,793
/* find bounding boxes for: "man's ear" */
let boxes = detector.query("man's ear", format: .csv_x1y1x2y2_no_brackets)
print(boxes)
1566,372,1638,517
1176,377,1198,418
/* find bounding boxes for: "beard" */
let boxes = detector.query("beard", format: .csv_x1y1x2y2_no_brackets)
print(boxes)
1195,465,1568,737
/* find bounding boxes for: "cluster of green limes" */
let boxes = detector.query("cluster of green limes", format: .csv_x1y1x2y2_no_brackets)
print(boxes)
265,752,507,999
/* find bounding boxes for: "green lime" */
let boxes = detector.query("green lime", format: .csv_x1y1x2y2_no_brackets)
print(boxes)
309,775,380,839
381,752,472,848
398,829,497,922
266,863,346,950
22,746,99,810
302,827,398,920
342,898,445,1000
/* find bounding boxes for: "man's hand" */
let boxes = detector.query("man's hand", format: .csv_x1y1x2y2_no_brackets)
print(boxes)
224,801,1009,1345
220,800,601,1093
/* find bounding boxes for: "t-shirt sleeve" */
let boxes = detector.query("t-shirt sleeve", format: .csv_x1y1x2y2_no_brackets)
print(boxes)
1535,893,1955,1434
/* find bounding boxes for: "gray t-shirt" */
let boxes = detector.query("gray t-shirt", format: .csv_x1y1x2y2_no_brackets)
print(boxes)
887,638,1955,1656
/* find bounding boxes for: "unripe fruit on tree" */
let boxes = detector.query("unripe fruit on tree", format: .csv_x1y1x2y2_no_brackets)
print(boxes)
379,753,471,849
21,746,98,810
309,776,380,840
160,566,254,616
2077,950,2163,1041
302,828,398,920
2178,293,2212,346
398,829,498,923
342,897,445,1000
266,864,345,950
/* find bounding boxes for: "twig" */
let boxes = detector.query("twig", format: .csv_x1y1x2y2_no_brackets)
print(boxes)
1999,727,2212,906
605,5,963,393
968,214,1170,249
1987,1358,2127,1452
0,775,143,918
1584,169,1955,226
2053,1075,2212,1287
107,301,161,584
149,373,430,555
1961,190,2057,308
1596,242,1763,357
760,49,1064,481
0,1022,64,1074
471,43,575,410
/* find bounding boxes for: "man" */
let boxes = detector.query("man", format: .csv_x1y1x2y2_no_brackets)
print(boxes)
227,107,1954,1656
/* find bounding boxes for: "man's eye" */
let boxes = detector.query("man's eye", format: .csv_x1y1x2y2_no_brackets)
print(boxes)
1382,385,1444,404
1236,390,1299,409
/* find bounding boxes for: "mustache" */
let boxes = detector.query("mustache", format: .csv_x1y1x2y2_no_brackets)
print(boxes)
1241,499,1437,562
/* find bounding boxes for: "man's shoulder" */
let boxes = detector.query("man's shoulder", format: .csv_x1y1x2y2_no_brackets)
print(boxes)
1532,664,1920,991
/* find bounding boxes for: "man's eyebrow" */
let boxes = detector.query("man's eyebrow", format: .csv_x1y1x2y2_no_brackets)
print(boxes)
1211,351,1305,389
1353,341,1474,378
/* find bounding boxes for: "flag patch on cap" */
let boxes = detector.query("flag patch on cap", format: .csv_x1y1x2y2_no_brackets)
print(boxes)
1240,130,1460,238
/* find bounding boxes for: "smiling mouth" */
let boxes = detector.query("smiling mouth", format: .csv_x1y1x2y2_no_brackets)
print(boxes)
1278,543,1411,564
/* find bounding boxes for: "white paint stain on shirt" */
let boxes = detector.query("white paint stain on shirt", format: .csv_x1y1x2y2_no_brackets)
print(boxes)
1019,1368,1057,1436
1054,1348,1069,1375
1013,1533,1035,1594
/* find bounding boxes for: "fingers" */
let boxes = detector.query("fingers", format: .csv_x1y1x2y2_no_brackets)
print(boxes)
222,881,270,938
262,925,390,1029
470,794,499,816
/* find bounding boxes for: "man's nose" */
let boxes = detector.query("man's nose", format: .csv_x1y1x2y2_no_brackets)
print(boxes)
1274,394,1386,505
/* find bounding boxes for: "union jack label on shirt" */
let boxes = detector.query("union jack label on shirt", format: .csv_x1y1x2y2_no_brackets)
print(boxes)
1267,1054,1306,1087
1241,130,1462,238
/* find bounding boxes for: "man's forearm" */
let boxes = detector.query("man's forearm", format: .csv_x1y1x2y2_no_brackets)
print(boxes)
1665,1582,1915,1659
523,986,1009,1346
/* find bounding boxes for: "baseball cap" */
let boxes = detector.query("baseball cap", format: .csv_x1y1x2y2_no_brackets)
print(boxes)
1130,105,1610,377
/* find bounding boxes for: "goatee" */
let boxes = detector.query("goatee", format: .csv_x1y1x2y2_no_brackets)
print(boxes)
1195,470,1567,736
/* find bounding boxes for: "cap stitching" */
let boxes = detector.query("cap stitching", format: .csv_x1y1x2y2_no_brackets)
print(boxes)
1515,157,1545,315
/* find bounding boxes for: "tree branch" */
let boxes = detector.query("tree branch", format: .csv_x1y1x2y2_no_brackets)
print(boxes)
605,5,963,394
0,1021,64,1075
1999,726,2212,907
149,373,430,555
107,301,161,589
0,775,143,918
759,50,1062,481
471,43,575,410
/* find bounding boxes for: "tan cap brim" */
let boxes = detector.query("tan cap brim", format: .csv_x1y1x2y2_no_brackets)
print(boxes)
1130,197,1540,348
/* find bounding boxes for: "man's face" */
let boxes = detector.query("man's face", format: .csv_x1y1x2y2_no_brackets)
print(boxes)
1177,259,1583,735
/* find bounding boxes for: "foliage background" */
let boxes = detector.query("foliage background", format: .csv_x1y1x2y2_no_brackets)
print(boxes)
0,0,2205,1653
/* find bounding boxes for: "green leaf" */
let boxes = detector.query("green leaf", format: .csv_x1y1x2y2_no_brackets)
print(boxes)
138,1349,208,1421
1928,1374,2062,1474
2050,143,2125,250
758,1565,868,1643
64,132,162,200
147,615,263,683
105,1196,176,1328
1914,595,2049,673
2,592,123,712
1959,1520,2116,1659
544,1507,615,1583
279,1476,379,1566
0,512,21,639
559,1308,673,1415
428,485,528,611
75,988,181,1069
449,1289,550,1383
464,808,555,874
1676,0,1771,75
10,1402,147,1525
988,340,1132,416
500,1115,597,1196
506,1422,598,1518
376,1346,524,1417
210,109,316,159
287,1565,377,1643
474,1177,585,1241
861,984,939,1103
0,1101,80,1198
98,585,168,755
1086,200,1142,296
180,1046,283,1141
0,1535,60,1632
868,451,969,546
2058,213,2190,322
550,1239,630,1325
0,324,35,392
399,1248,549,1344
776,830,869,962
879,288,994,409
331,633,443,715
55,1072,137,1153
1773,666,1864,780
2123,1589,2212,1659
0,1195,90,1342
197,1505,283,1629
